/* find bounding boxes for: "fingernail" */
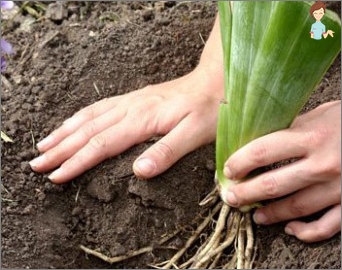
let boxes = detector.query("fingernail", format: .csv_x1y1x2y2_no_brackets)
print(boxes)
253,211,268,224
226,191,238,206
285,226,294,236
36,135,54,151
48,168,63,182
29,155,46,168
224,166,233,179
134,158,156,177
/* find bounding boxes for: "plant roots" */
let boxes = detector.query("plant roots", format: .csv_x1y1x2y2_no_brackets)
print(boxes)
80,187,256,269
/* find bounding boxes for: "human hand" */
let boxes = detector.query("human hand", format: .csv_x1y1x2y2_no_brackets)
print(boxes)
327,29,335,37
223,101,341,243
29,67,223,183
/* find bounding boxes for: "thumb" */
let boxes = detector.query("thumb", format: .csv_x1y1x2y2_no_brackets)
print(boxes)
133,117,211,179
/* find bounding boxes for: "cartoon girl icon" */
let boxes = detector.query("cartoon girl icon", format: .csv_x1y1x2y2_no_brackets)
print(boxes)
310,1,334,40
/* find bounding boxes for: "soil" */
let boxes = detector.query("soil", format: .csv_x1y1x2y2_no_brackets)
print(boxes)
1,1,341,269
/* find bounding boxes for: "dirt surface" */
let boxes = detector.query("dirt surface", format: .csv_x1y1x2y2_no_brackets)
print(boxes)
1,2,341,269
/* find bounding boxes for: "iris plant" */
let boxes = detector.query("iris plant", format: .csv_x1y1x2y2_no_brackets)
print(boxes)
62,1,342,269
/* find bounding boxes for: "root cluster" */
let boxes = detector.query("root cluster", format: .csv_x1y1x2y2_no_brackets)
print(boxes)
80,187,256,269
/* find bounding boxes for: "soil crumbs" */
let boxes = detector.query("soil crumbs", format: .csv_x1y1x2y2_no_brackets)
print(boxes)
1,1,341,269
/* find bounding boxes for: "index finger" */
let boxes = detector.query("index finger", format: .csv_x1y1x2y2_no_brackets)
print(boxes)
224,129,307,180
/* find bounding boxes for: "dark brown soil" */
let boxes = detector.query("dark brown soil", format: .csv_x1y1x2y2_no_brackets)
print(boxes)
1,2,341,269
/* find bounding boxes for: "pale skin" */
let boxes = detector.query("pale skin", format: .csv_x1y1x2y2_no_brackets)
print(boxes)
30,16,341,243
224,100,341,243
311,7,334,39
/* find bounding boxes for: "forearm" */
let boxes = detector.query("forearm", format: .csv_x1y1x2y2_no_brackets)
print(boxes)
195,15,224,97
199,15,223,73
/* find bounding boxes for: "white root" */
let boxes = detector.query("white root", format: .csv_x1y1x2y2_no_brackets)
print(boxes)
237,216,246,269
191,211,240,268
80,189,257,269
244,212,255,269
161,202,223,269
187,204,230,267
80,244,153,264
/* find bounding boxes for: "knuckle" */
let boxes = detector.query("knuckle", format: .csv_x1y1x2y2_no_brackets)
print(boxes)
289,198,307,217
250,141,268,166
261,175,280,198
89,134,107,151
127,106,147,123
154,141,175,164
80,121,97,137
301,129,327,148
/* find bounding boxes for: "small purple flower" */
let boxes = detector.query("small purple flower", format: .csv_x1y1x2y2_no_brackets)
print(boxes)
1,1,14,72
1,39,13,54
1,1,14,9
1,39,13,72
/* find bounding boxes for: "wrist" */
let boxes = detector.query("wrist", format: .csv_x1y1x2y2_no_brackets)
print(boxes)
192,61,224,100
